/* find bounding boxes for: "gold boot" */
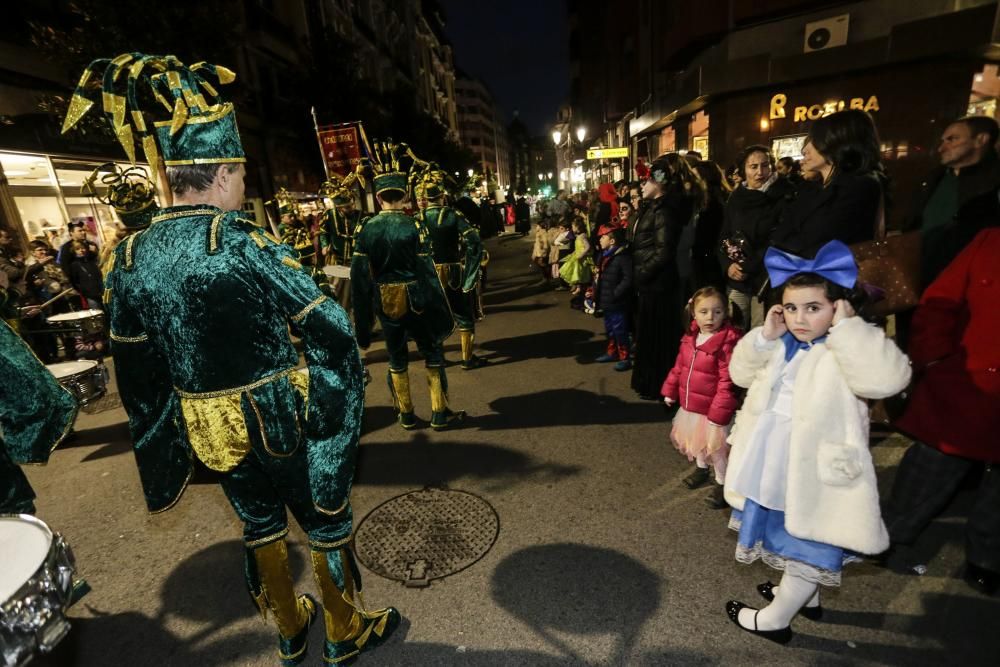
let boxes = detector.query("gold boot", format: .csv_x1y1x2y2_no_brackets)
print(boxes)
427,366,465,430
459,329,488,370
387,369,417,429
251,539,317,665
312,548,401,663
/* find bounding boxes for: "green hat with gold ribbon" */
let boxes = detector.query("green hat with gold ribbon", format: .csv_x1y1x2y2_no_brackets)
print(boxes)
82,163,158,229
356,140,428,196
61,53,244,180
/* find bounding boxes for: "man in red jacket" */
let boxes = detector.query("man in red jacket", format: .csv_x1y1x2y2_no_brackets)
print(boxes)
887,228,1000,595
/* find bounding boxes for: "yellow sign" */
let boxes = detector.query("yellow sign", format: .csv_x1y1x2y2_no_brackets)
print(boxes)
586,147,629,159
769,93,880,122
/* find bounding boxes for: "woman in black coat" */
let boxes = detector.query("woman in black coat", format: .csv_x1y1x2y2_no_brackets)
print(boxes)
771,109,885,257
627,153,705,399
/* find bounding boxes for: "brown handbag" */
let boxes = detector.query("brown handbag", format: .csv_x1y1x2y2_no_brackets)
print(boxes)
851,199,922,318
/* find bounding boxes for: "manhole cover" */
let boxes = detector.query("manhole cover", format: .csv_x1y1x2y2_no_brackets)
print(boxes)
81,392,122,414
354,487,499,587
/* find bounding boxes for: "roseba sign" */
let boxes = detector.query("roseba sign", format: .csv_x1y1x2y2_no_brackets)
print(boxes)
769,93,880,122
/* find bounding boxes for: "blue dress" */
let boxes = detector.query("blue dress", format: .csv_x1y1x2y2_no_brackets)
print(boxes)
728,335,857,586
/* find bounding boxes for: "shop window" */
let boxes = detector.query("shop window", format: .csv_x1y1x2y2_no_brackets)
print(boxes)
771,134,807,160
969,64,1000,119
689,111,709,159
658,126,675,155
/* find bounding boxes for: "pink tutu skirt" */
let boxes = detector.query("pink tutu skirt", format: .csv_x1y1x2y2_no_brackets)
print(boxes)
670,407,731,480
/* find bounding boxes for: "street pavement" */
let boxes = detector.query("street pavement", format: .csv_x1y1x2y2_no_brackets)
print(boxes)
28,229,998,666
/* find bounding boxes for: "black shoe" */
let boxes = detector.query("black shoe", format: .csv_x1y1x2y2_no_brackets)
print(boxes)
757,581,823,620
964,563,1000,595
431,409,466,430
705,483,728,509
725,600,792,645
461,355,490,370
682,466,710,490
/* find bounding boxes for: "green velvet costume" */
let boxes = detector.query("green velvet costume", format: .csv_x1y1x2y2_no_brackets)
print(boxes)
419,205,483,331
349,210,454,368
323,207,360,265
105,206,363,546
0,321,78,514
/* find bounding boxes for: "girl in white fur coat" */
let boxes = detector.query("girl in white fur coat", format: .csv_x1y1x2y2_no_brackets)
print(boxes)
723,240,911,644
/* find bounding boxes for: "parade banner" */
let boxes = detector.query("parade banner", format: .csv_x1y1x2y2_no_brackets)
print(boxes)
315,120,371,177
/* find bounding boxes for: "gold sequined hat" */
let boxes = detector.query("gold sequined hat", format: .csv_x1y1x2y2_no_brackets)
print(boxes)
61,53,244,180
355,140,428,196
81,163,158,229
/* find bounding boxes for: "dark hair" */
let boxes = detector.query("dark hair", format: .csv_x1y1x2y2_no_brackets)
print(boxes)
67,220,86,230
29,240,50,251
772,272,868,314
736,144,774,180
166,163,240,195
649,152,708,209
378,189,407,204
808,110,883,177
694,160,732,200
953,115,1000,146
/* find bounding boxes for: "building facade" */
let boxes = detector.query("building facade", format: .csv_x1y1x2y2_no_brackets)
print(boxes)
456,71,510,195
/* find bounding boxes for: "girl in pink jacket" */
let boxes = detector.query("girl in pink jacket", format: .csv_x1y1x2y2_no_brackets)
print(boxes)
662,286,742,507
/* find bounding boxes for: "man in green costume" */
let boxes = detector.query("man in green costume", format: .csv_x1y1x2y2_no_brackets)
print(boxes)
415,166,489,370
62,53,398,665
319,174,362,311
350,143,465,430
0,320,78,514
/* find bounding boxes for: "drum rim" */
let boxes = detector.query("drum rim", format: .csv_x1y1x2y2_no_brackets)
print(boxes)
45,309,104,322
45,360,100,376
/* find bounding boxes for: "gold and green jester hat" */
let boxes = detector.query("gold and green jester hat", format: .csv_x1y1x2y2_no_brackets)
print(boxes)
62,53,398,665
350,141,465,430
415,164,488,369
81,162,159,231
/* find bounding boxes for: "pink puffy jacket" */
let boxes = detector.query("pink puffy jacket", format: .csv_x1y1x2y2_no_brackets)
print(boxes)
661,320,741,425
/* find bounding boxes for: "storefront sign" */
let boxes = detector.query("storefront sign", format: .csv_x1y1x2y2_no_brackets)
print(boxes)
769,94,880,122
586,147,629,159
316,121,371,177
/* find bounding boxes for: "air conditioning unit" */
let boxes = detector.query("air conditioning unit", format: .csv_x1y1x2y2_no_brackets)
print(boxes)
804,14,849,53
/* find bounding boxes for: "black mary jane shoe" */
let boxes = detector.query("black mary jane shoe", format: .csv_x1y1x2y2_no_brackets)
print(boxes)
756,581,823,621
725,600,792,645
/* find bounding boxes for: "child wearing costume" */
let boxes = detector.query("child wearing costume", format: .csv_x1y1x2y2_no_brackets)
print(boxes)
723,240,911,643
559,219,595,304
661,286,741,507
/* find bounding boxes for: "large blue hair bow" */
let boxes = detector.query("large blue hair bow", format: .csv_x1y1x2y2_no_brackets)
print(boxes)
764,240,858,288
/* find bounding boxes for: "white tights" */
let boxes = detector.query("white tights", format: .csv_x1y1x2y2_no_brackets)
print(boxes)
738,572,819,631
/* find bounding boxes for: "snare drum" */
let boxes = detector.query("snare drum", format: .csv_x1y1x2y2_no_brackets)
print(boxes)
45,309,105,336
45,360,107,406
0,514,77,666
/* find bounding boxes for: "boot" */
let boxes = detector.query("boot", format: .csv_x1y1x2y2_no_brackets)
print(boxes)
387,369,417,429
427,365,466,430
460,330,489,370
312,548,401,663
248,539,319,666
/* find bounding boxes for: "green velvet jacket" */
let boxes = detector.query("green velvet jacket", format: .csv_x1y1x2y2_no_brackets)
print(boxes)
420,205,484,292
323,208,360,262
0,320,77,464
349,210,453,348
105,205,364,514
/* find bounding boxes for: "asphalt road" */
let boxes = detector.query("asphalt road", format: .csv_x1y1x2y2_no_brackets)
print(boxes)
27,230,998,666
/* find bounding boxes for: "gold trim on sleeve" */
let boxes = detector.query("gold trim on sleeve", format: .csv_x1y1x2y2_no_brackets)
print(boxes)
290,295,327,323
209,212,225,253
281,256,302,270
110,331,149,343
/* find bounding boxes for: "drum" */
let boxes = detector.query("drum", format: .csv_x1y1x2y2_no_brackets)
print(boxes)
0,514,77,666
45,360,107,406
322,264,351,279
45,309,105,336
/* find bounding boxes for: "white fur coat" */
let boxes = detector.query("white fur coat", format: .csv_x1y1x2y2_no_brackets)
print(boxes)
723,317,912,555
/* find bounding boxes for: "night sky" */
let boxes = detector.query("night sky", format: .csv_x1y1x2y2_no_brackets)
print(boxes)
440,0,569,136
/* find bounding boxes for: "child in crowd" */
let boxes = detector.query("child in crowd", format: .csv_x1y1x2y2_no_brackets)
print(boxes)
551,218,574,290
67,240,104,311
593,226,632,371
531,219,552,284
723,240,911,643
559,218,594,307
661,286,741,507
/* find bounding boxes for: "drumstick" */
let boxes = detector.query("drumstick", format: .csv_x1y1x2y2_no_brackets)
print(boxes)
20,289,78,312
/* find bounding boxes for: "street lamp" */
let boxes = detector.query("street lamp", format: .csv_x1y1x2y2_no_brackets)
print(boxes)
551,130,562,146
576,126,586,143
467,168,474,177
547,171,553,179
537,173,543,182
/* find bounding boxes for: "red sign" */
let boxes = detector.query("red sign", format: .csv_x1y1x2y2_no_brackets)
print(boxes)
317,122,368,177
